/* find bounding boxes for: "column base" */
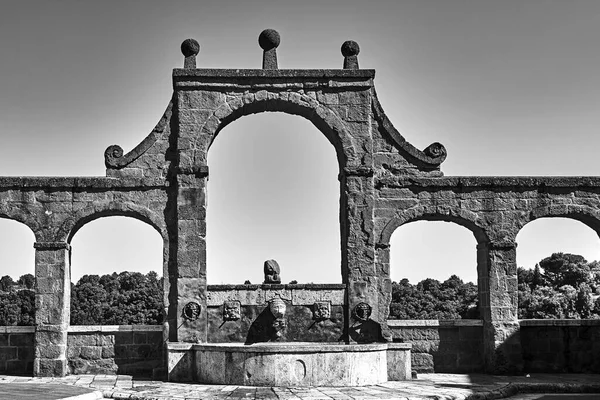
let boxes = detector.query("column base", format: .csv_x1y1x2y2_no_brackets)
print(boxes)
33,358,68,377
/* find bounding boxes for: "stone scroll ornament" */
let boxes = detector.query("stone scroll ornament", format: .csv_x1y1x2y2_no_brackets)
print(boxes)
263,259,281,284
223,300,241,322
182,302,201,321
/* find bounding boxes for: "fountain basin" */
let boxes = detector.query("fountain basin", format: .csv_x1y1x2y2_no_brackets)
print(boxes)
167,342,411,386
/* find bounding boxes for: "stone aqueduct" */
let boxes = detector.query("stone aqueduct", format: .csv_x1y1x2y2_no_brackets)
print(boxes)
2,31,600,377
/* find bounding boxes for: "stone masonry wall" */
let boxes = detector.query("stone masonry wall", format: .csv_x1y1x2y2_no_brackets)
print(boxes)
520,320,600,373
67,326,163,377
0,327,34,375
388,320,483,373
207,284,345,343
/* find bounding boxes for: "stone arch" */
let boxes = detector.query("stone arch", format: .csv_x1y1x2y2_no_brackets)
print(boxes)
60,202,166,244
379,208,490,247
205,111,342,284
0,213,38,242
198,92,358,169
525,204,600,236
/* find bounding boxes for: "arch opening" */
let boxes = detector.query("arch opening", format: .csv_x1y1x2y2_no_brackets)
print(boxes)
0,218,35,326
209,98,348,170
206,112,341,284
516,217,600,319
388,220,479,320
69,216,164,325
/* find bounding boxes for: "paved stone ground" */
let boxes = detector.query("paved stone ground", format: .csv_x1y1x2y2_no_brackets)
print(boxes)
0,374,599,400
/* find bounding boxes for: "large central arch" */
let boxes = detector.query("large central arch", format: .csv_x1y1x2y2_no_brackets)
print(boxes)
205,111,341,284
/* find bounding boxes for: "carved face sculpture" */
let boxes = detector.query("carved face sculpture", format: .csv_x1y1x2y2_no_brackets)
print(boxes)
313,301,331,321
223,301,241,321
268,297,286,319
272,318,287,338
263,259,281,284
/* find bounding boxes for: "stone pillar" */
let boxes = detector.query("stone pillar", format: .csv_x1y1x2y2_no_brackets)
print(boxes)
33,241,70,377
477,241,523,374
342,169,387,343
174,170,208,343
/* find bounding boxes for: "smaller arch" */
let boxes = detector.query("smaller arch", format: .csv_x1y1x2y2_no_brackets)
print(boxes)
60,202,166,244
0,206,42,243
380,208,490,247
527,204,600,236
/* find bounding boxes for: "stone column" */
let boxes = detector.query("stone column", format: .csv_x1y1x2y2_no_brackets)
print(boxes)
33,241,71,377
477,241,523,373
174,170,208,343
342,169,388,342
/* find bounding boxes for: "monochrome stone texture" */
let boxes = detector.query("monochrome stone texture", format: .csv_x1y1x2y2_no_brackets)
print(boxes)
1,28,599,378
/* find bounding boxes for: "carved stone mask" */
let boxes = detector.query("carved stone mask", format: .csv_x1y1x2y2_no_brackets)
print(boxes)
268,297,286,319
272,318,287,338
223,300,241,321
313,301,331,321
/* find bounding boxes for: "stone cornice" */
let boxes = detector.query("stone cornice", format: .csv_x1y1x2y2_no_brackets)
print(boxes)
34,242,70,250
381,176,600,190
0,177,167,190
173,68,375,79
173,69,374,89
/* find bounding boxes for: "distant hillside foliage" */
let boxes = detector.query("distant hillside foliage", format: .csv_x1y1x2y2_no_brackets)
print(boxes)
518,253,600,319
389,275,479,319
2,253,600,325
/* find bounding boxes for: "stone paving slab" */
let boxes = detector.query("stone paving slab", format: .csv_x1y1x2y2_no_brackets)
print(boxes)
0,374,599,400
0,382,101,400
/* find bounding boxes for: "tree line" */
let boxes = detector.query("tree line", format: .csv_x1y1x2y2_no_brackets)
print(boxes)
388,252,600,320
2,252,600,325
0,271,163,325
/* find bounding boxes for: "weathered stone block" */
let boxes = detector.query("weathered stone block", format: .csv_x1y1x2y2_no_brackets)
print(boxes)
0,347,17,361
34,358,68,377
79,346,101,360
412,353,434,373
9,333,34,347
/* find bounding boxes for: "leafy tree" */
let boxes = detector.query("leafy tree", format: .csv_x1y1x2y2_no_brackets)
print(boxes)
0,275,15,292
390,275,479,320
518,253,600,319
70,271,163,325
17,274,35,290
539,253,592,288
575,283,594,318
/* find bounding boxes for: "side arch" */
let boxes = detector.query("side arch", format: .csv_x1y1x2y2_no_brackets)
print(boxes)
0,212,39,243
59,202,167,244
526,204,600,236
379,207,490,247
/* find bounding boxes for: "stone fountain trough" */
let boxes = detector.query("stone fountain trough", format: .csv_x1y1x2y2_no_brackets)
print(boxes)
167,341,411,386
167,271,412,386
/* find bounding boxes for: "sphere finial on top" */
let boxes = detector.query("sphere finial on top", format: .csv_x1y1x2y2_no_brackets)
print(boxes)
181,38,200,58
341,40,360,57
341,40,360,69
258,29,281,51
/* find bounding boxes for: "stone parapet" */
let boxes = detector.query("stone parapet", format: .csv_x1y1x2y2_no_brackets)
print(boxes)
0,329,34,375
67,325,163,377
388,320,484,373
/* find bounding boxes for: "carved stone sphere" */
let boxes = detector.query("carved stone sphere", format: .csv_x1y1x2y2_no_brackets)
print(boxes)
259,29,280,51
341,40,360,57
181,38,200,57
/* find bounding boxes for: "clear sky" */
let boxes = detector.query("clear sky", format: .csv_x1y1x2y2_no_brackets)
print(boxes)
1,1,600,285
